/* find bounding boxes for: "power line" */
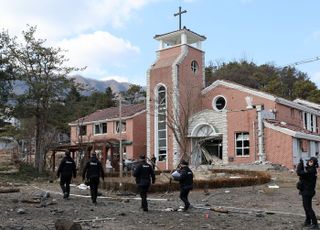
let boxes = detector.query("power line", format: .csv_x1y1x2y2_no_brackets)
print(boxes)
287,56,320,67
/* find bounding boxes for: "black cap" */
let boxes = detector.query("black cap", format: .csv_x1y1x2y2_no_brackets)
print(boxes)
65,151,70,156
308,157,319,168
139,154,146,160
180,159,189,166
308,157,318,162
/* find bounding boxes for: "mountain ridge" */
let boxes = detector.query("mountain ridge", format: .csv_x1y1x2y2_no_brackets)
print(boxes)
71,75,132,94
13,75,137,95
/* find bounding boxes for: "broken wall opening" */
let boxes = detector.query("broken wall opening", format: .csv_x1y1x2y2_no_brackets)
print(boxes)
191,136,223,166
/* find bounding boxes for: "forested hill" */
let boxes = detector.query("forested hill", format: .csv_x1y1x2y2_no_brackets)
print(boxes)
205,60,320,104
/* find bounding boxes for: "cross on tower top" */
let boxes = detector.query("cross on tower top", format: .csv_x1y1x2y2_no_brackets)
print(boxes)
174,6,187,30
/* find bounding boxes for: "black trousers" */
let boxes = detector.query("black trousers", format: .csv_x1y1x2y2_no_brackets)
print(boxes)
89,177,100,203
138,185,150,210
302,195,317,224
60,176,72,196
180,188,191,209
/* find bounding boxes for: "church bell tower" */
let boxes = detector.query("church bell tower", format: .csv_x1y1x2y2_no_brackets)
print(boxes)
147,7,206,170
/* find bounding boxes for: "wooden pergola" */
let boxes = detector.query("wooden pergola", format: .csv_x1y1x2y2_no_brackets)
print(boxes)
49,139,132,172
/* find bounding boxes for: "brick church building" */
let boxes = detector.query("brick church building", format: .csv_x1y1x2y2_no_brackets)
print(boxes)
65,11,320,172
147,25,320,170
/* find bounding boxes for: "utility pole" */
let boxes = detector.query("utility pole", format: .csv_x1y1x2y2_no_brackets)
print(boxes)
119,93,123,181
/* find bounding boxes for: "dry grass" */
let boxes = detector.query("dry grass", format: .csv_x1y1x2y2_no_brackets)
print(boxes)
100,169,271,193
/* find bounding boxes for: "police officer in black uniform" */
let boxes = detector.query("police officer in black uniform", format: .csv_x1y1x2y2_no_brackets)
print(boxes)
133,155,155,211
297,157,319,229
82,152,105,204
57,150,77,199
177,159,193,211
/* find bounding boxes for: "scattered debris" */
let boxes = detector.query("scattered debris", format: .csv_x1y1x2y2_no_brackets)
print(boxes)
268,185,280,189
16,208,26,214
40,191,50,198
55,218,82,230
21,198,40,204
74,217,116,223
21,196,57,207
50,208,64,215
210,207,229,214
0,187,20,193
116,191,136,196
121,199,130,203
201,192,224,202
77,184,89,190
256,213,264,217
216,173,226,177
265,211,275,215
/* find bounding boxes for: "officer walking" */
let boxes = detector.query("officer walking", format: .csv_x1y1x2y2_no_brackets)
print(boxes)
57,150,77,199
82,152,105,205
177,159,193,211
133,155,155,211
297,157,319,229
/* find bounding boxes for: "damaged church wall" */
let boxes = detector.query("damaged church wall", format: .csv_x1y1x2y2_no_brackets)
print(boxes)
264,127,293,169
188,110,228,164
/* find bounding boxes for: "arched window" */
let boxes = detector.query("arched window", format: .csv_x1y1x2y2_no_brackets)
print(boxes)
191,60,199,74
156,85,167,161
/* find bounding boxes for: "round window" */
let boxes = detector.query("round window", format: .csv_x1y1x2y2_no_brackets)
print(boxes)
191,60,198,74
213,96,226,111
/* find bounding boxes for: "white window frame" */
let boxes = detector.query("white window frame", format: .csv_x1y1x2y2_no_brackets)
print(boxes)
235,132,250,157
94,122,107,135
303,112,317,132
212,95,227,112
115,120,126,133
155,85,167,162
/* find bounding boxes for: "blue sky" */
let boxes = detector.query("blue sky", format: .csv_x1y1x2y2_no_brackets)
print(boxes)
1,0,320,87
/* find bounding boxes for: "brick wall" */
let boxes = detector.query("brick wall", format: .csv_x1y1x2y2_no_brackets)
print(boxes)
264,127,293,169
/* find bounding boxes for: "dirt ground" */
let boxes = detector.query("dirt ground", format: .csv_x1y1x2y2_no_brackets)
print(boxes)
0,168,319,230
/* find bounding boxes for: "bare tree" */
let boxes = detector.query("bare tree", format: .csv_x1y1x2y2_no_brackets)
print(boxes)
165,82,202,163
149,80,202,167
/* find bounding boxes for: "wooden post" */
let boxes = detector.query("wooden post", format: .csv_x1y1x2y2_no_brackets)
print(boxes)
110,146,115,169
52,151,56,172
102,144,107,166
93,143,96,153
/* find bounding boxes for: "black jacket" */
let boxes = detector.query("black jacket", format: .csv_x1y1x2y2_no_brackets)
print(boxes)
133,161,155,186
82,156,105,180
179,166,193,190
57,156,76,178
297,161,317,196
